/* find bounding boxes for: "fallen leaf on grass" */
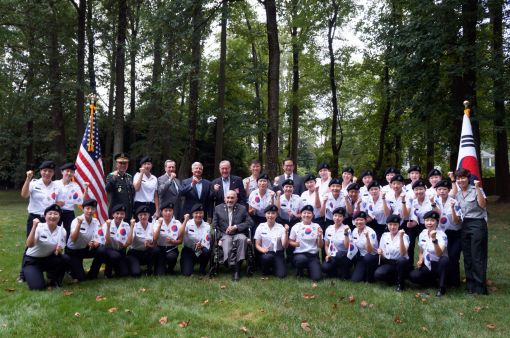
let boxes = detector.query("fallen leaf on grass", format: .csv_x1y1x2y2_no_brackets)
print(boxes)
260,277,268,280
474,306,482,313
421,327,428,332
303,293,316,299
178,320,190,328
348,295,355,303
486,279,495,286
108,307,118,313
369,304,375,309
486,323,496,330
332,303,337,310
311,283,318,288
159,316,168,325
220,284,226,289
300,320,311,332
489,286,498,292
63,290,73,296
74,312,81,318
459,312,464,316
4,288,15,292
124,309,132,313
240,326,249,333
421,298,428,303
393,315,402,324
259,308,265,313
95,295,106,301
138,288,146,293
360,300,368,308
202,299,209,305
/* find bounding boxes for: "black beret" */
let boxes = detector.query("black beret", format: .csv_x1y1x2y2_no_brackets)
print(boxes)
191,203,204,214
332,207,346,217
82,199,98,208
44,203,62,216
282,178,294,187
412,179,427,190
135,204,151,215
303,174,316,183
257,173,270,182
423,210,440,221
384,167,400,175
407,165,421,173
39,160,56,170
329,178,341,187
300,205,314,213
347,183,360,191
160,202,174,211
360,170,374,179
139,155,152,166
386,214,401,224
428,168,442,178
317,163,330,171
353,211,368,219
59,162,76,171
264,205,278,213
114,152,129,162
111,204,126,214
390,174,405,183
367,180,380,190
434,179,452,190
342,166,354,175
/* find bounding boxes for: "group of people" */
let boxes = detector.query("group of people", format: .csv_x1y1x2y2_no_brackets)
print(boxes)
19,155,489,297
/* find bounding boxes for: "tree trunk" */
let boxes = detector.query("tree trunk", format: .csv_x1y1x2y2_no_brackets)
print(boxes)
214,0,228,176
289,0,299,171
114,0,127,154
375,63,390,174
105,34,117,174
328,0,342,178
489,0,509,201
75,0,86,146
87,0,96,93
149,4,163,154
128,0,142,162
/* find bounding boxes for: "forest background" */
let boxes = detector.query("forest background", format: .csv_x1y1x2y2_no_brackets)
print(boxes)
0,0,508,199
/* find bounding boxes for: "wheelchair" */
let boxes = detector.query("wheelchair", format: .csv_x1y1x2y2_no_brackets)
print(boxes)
208,227,256,278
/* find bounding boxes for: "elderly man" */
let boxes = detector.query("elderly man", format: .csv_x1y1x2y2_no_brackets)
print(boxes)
158,160,182,220
181,162,213,220
212,190,253,281
106,153,135,221
211,160,247,206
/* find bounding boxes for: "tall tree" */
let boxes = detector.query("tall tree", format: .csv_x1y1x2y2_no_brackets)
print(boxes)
70,0,86,145
87,0,96,93
289,0,300,170
114,0,127,154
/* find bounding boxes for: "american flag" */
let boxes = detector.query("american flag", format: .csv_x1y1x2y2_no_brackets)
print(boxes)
74,101,108,223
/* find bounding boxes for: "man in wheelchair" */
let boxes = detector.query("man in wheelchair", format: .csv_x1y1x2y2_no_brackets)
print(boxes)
212,190,254,281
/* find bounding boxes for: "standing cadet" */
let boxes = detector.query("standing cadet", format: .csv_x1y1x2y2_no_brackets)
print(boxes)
106,153,134,221
180,204,211,276
340,166,355,195
404,165,422,198
248,173,276,227
320,178,345,227
254,205,289,278
316,163,332,198
55,162,89,240
361,180,390,241
381,167,400,195
426,168,442,199
133,156,159,220
359,170,375,200
243,160,262,196
23,204,70,290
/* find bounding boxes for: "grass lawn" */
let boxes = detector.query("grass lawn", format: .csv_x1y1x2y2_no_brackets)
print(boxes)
0,190,509,337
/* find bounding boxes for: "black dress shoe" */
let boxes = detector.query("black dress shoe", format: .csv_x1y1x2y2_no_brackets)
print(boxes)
436,287,446,297
395,284,405,292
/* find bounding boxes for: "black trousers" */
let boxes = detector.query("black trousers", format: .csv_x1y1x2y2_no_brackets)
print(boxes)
126,248,158,277
445,229,462,287
87,246,127,278
374,257,410,285
401,222,424,266
22,254,70,290
155,245,179,275
66,247,100,281
351,253,378,283
133,201,156,221
409,255,449,289
180,246,210,276
61,210,75,242
461,218,488,294
293,252,321,281
20,213,46,280
321,252,352,279
259,250,287,278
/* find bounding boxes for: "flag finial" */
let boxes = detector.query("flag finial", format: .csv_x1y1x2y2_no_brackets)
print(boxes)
463,100,470,118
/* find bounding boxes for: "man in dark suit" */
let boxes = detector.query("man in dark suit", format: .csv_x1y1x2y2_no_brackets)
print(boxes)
157,160,182,220
273,158,305,195
212,190,254,281
211,160,247,206
181,162,213,221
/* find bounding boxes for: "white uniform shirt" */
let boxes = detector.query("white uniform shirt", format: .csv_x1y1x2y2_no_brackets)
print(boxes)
55,180,83,211
418,229,448,270
408,198,432,224
359,186,370,200
27,179,60,215
278,194,302,221
426,187,437,200
133,173,158,202
381,184,392,195
289,222,321,254
183,220,211,250
300,190,321,218
361,196,387,224
26,223,67,257
109,221,131,249
67,217,100,250
323,192,346,220
385,191,405,220
324,224,349,256
248,189,274,217
379,232,410,259
254,222,286,252
155,218,181,247
351,226,378,256
130,221,154,251
316,178,331,198
435,196,461,232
